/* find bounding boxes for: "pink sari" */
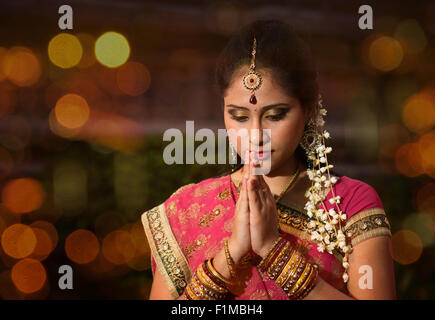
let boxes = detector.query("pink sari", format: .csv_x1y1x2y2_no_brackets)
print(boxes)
141,174,391,299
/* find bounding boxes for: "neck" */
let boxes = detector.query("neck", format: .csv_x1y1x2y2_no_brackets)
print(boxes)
263,155,304,197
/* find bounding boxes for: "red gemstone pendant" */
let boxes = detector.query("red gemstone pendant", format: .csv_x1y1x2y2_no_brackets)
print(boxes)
249,94,257,104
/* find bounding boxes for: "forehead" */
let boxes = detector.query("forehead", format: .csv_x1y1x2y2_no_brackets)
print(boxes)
224,67,291,105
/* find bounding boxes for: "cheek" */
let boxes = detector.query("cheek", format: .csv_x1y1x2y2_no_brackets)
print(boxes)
271,119,305,150
224,115,249,154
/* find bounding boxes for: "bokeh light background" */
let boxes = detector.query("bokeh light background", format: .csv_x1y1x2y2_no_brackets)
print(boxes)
0,0,434,299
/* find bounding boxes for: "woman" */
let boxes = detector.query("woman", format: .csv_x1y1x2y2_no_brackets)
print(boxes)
142,19,396,300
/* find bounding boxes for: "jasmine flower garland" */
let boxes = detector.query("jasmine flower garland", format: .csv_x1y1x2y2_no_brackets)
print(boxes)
303,97,352,283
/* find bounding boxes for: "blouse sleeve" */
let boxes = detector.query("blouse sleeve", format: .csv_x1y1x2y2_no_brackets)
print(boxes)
342,181,392,248
141,201,191,299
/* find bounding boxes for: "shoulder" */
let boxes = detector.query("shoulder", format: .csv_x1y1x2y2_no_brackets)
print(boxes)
333,176,391,247
334,176,384,217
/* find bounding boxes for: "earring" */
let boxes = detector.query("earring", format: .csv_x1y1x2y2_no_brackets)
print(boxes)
299,119,321,170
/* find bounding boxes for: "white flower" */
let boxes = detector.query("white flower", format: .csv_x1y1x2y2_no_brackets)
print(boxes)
318,226,325,233
325,223,333,231
330,177,337,184
324,180,331,187
331,218,338,225
308,221,316,229
327,243,335,253
342,245,350,253
337,230,345,241
311,231,320,241
317,118,325,126
342,262,350,269
340,213,347,220
328,208,336,216
320,108,327,116
325,147,332,154
323,130,330,139
317,243,325,252
307,171,315,180
343,273,349,283
320,157,327,163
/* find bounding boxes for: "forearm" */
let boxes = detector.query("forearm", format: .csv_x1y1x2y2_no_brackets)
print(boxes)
303,277,354,300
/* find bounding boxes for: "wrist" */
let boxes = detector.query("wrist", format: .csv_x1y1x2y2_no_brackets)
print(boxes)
258,234,281,259
227,238,244,264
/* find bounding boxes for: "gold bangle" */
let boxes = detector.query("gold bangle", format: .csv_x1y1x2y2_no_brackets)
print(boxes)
191,273,208,299
275,248,298,287
289,262,311,297
257,236,283,270
186,280,200,300
297,266,319,300
224,239,237,280
282,254,307,295
282,252,304,288
268,241,292,279
294,266,314,298
197,263,228,294
206,258,237,287
190,265,229,300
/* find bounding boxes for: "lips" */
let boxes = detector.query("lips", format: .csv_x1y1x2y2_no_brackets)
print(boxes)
252,150,273,160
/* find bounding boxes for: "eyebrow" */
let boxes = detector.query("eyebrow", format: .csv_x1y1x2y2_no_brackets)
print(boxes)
225,103,290,111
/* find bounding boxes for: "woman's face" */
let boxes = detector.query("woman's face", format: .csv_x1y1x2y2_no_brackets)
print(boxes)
223,67,307,175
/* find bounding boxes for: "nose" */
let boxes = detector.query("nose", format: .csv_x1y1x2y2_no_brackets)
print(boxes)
249,118,270,149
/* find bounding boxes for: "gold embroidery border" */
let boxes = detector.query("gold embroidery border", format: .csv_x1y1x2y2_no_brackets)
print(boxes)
276,202,345,262
343,207,391,247
141,203,192,298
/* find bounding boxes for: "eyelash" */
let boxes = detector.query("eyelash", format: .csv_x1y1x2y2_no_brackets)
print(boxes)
230,112,287,122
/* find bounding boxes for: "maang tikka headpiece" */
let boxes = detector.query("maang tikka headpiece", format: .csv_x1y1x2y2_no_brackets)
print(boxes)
243,36,262,104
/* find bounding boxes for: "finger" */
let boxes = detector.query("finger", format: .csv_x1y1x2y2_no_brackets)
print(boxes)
249,151,261,183
243,149,250,180
238,152,250,213
257,174,273,202
247,167,263,213
240,174,249,211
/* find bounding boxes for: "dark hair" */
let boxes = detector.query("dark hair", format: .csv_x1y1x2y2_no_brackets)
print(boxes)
214,19,320,177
